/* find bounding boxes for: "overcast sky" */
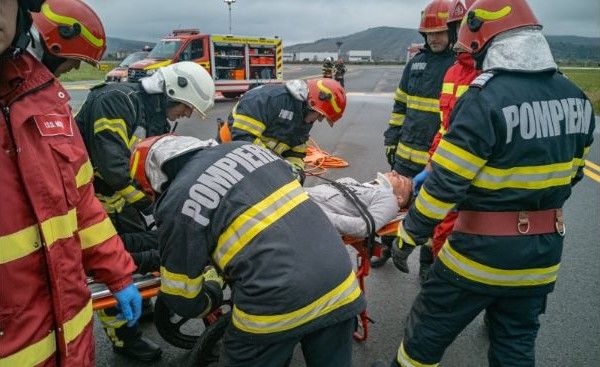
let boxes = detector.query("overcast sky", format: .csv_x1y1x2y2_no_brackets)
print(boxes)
86,0,600,45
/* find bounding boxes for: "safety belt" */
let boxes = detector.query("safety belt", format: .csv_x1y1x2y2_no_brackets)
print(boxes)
315,176,377,256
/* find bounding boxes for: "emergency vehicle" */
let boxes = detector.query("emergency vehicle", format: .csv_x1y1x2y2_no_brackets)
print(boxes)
126,29,284,98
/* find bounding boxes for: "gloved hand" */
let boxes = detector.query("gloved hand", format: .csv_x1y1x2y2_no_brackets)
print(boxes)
114,283,142,327
203,266,224,288
412,169,430,196
290,164,306,185
391,239,415,273
385,145,396,166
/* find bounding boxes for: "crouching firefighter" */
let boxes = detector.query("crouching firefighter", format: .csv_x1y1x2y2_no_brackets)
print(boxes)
385,0,595,366
130,135,366,367
75,61,215,362
221,78,346,184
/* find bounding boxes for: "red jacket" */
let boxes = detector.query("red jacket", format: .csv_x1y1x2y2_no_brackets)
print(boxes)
0,53,136,366
428,53,479,157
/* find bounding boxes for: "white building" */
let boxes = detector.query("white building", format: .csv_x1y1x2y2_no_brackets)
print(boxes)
292,52,338,62
347,50,372,62
282,53,294,62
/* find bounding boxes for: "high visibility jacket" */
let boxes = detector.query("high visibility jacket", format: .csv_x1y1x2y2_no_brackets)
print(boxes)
229,84,312,171
155,142,365,343
384,48,455,171
400,69,595,296
0,53,135,366
75,83,170,213
429,53,479,157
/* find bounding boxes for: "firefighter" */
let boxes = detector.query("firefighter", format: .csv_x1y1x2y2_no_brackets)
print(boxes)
0,1,141,365
226,78,346,184
334,58,347,87
387,0,595,366
130,135,366,367
322,56,335,78
29,0,104,76
380,0,456,277
74,61,216,362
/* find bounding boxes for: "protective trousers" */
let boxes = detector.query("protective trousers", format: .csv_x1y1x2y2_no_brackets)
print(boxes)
98,206,159,346
218,317,355,367
392,265,547,367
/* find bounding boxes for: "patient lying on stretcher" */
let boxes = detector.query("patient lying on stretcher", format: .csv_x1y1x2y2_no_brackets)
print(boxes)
305,171,412,238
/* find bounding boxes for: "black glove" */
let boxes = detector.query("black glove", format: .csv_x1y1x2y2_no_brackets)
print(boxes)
385,145,396,166
391,239,415,273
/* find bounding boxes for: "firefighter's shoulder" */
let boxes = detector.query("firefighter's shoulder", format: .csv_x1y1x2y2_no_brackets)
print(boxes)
470,72,496,89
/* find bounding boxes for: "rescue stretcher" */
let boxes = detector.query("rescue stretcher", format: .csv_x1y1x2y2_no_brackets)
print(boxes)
89,217,403,352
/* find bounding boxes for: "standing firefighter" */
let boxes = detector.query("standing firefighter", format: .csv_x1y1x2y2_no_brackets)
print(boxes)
388,0,595,366
0,0,141,365
322,56,335,78
380,0,456,278
130,135,366,367
227,79,346,183
75,61,215,362
334,58,347,87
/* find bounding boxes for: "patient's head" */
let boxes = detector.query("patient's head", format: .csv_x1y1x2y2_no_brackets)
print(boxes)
382,171,413,208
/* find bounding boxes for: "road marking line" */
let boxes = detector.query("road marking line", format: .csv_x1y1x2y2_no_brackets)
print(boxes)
584,168,600,183
584,160,600,174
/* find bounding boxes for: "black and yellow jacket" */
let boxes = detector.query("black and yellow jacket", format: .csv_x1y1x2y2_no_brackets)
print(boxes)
400,68,595,296
155,142,365,342
76,82,169,213
229,83,312,173
384,48,455,172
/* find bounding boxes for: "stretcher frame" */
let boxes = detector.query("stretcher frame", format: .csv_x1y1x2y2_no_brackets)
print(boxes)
90,219,402,343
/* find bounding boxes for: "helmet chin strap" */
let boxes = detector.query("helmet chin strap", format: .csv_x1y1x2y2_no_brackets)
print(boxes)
5,6,33,58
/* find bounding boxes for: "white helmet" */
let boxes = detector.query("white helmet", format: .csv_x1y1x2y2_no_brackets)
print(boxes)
158,61,216,118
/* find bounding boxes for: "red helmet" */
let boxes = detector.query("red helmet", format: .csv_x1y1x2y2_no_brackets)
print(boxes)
419,0,454,33
31,0,106,66
447,0,467,24
465,0,476,8
129,135,167,197
306,79,346,124
456,0,540,54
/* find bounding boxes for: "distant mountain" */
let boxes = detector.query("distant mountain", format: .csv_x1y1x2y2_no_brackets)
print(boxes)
284,26,600,63
105,37,155,56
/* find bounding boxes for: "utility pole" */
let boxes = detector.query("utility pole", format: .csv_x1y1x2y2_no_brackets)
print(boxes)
224,0,236,34
336,40,344,60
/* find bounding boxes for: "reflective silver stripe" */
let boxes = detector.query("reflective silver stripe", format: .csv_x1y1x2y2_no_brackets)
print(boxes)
438,242,560,286
231,272,361,333
415,187,454,220
160,266,206,299
432,144,481,180
396,143,429,165
395,88,407,103
397,342,439,367
476,168,571,184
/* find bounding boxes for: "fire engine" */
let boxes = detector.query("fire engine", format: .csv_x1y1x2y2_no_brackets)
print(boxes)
126,29,284,98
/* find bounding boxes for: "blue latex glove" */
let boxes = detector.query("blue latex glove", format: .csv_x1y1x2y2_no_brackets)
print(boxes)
114,284,142,327
413,169,430,196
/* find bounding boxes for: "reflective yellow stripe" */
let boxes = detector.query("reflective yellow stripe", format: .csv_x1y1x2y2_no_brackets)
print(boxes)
0,225,41,264
455,85,469,98
41,3,104,48
406,95,440,113
394,88,407,103
473,160,578,190
160,266,208,299
117,185,145,204
432,139,487,180
64,299,93,344
438,125,447,136
232,272,361,334
271,141,291,155
214,180,308,269
397,222,416,247
441,82,454,95
397,341,439,367
40,209,78,248
75,160,93,189
438,241,559,287
96,193,126,214
415,187,455,220
0,331,56,367
317,80,342,113
233,114,266,135
130,151,141,179
389,113,405,127
396,143,430,165
93,118,129,146
79,217,117,250
472,6,512,21
290,144,307,154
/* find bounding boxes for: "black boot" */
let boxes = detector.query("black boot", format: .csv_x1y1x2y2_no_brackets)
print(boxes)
113,334,163,362
370,236,394,268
